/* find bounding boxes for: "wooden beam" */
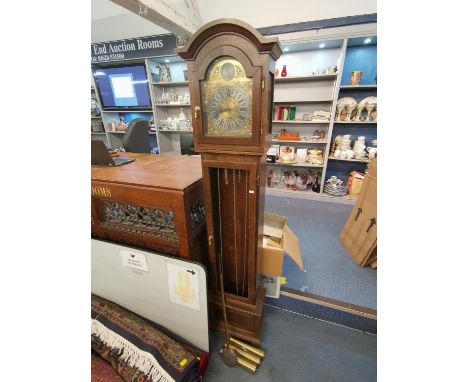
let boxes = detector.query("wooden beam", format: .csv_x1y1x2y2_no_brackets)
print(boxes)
257,13,377,36
185,0,203,27
111,0,200,38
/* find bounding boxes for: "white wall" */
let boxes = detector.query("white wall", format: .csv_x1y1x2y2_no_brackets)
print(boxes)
92,13,169,43
91,0,377,43
196,0,376,28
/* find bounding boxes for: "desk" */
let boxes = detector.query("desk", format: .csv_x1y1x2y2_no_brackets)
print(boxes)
91,153,207,261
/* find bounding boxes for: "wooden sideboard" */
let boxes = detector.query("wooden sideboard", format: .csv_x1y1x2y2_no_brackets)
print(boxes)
91,153,207,263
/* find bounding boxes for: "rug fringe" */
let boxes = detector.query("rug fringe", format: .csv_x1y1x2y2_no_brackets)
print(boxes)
91,319,175,382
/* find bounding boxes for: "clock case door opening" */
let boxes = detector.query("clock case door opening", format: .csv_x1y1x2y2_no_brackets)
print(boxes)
189,43,266,153
203,162,260,302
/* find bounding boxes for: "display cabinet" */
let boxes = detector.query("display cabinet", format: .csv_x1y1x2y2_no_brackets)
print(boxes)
147,56,194,155
91,86,109,146
265,35,377,203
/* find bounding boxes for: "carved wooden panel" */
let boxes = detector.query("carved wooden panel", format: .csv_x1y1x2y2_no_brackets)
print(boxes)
99,200,178,242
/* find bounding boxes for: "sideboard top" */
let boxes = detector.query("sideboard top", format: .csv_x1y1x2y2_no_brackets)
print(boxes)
91,153,202,191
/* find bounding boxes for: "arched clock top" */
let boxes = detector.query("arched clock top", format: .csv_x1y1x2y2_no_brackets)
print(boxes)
175,18,282,60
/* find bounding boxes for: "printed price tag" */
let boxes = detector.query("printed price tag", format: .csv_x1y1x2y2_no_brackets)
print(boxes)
120,249,149,272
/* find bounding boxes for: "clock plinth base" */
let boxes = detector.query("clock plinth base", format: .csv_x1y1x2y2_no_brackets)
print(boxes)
209,287,266,345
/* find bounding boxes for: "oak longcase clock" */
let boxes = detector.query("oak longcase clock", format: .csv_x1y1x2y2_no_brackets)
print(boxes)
176,19,281,345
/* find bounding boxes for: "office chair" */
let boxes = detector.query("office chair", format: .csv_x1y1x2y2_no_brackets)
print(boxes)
180,133,197,155
122,118,150,153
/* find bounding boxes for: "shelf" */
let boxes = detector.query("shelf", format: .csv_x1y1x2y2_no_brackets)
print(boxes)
267,162,324,168
91,132,106,135
154,103,191,107
152,81,189,86
272,139,327,144
266,188,356,205
275,74,338,83
272,120,330,124
101,110,154,113
274,100,333,104
340,85,377,89
158,129,193,133
328,157,369,163
91,116,102,119
321,193,358,201
108,131,157,135
333,120,377,124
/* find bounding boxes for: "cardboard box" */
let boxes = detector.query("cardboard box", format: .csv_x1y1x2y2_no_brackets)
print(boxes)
339,158,377,267
260,213,304,297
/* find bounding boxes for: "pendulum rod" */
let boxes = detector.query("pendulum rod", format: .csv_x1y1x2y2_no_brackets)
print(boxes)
242,169,248,297
233,170,239,295
217,168,224,291
217,169,228,340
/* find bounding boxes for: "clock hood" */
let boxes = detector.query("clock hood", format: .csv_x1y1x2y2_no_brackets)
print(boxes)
174,18,282,61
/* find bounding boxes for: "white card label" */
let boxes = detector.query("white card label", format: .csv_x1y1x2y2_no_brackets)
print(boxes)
167,263,200,311
120,249,149,272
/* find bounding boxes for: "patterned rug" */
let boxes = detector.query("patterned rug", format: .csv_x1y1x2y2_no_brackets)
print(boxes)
91,351,123,382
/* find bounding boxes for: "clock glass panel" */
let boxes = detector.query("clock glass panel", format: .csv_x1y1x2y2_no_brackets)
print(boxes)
200,57,253,137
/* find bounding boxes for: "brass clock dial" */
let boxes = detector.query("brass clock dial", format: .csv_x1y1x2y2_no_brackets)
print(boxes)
201,58,253,137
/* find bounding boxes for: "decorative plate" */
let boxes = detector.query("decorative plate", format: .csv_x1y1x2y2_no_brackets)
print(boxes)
276,159,297,165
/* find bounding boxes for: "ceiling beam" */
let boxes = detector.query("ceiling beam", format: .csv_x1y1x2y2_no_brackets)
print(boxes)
110,0,200,39
184,0,203,27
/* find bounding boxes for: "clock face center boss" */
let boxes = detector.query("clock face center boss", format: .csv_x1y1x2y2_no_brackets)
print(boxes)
202,58,252,137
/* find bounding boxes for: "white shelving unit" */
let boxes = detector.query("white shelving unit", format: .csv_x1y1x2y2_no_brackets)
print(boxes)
328,157,370,164
333,120,377,124
147,56,193,155
90,85,109,146
272,120,329,124
266,35,377,203
267,40,343,199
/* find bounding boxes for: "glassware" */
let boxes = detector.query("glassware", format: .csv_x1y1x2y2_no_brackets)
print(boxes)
281,65,287,77
312,174,320,193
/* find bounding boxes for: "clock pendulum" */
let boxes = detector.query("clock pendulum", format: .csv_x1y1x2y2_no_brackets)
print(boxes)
176,19,282,345
217,169,257,373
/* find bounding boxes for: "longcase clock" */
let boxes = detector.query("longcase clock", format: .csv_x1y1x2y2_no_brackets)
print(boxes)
176,19,282,345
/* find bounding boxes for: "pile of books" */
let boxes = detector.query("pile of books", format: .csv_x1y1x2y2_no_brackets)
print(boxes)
275,106,296,121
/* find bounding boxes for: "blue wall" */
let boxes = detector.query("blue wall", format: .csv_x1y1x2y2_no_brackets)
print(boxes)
341,44,377,86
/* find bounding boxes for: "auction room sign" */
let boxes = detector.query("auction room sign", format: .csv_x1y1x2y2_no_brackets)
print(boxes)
91,34,177,63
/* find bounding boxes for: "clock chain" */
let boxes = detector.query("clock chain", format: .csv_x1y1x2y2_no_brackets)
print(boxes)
233,169,239,295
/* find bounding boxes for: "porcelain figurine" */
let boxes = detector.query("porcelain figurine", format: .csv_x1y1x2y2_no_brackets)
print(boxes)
350,71,362,86
354,96,377,122
335,97,357,121
307,149,323,165
157,64,172,82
